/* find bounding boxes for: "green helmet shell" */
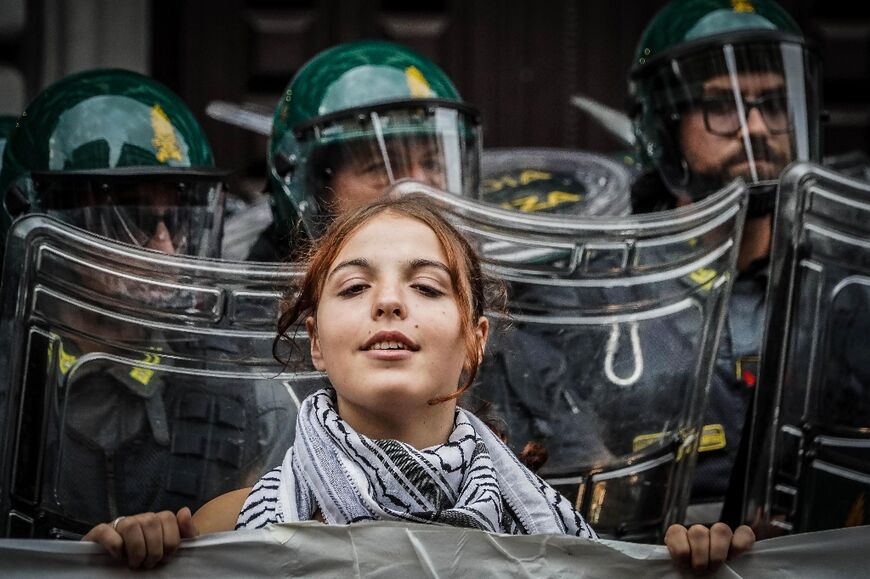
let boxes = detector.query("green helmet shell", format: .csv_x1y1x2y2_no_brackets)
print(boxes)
632,0,801,69
274,40,460,135
1,68,214,236
269,40,464,235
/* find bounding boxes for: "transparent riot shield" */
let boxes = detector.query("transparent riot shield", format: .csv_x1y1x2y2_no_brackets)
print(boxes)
824,150,870,183
0,215,321,539
481,148,633,217
741,162,870,536
387,179,748,542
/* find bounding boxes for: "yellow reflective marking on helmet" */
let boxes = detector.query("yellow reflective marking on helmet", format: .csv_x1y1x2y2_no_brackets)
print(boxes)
732,0,755,13
689,267,717,291
129,352,161,385
405,66,434,98
58,343,77,376
698,424,727,452
151,105,183,163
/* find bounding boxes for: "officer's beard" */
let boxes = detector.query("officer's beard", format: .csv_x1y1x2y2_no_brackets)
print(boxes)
687,137,789,217
722,136,790,182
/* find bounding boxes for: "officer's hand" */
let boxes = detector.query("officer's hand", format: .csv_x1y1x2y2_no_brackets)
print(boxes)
82,507,199,569
665,522,755,573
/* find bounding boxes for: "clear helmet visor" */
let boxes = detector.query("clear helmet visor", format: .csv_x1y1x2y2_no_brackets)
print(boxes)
635,38,821,201
32,171,226,258
279,100,481,236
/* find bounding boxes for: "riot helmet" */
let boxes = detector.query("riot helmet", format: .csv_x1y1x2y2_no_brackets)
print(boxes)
269,40,482,238
0,69,227,257
629,0,822,212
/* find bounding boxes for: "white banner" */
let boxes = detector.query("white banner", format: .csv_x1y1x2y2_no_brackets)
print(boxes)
0,522,868,578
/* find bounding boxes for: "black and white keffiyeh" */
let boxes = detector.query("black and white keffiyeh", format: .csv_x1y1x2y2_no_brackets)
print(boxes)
237,388,596,538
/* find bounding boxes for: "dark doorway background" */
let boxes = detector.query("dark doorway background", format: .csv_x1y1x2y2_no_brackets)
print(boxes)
150,0,870,193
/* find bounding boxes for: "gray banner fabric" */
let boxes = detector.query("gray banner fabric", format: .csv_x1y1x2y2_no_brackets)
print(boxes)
0,522,867,578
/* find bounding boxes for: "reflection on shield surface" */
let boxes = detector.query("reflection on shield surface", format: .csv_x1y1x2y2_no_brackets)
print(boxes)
0,215,323,538
480,148,633,218
388,179,748,541
742,162,870,536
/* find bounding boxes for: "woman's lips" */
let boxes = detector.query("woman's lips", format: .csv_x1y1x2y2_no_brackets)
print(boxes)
363,348,414,361
361,330,420,352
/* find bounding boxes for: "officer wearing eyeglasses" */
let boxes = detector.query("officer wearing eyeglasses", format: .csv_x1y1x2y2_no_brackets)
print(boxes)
682,75,793,192
627,0,823,523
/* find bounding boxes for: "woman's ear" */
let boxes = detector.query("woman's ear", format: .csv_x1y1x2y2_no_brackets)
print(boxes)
306,316,326,372
475,316,490,363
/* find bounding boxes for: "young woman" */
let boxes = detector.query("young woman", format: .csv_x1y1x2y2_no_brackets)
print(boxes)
84,196,755,571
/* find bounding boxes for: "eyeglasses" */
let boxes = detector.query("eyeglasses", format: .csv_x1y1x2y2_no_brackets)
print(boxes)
108,198,194,247
700,93,791,136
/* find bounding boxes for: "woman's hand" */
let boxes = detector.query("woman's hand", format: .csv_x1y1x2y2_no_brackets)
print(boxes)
665,522,755,573
82,507,199,569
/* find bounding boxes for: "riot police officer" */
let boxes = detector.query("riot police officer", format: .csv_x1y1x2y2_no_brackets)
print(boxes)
627,0,822,517
249,40,482,260
0,71,227,259
0,69,293,533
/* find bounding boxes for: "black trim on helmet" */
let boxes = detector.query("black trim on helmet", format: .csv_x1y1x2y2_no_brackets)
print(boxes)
630,29,816,81
31,166,231,182
293,97,482,138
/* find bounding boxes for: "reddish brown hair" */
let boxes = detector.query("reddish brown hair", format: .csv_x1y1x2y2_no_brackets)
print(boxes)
273,194,504,403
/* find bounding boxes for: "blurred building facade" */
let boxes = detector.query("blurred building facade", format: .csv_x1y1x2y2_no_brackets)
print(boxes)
2,0,868,190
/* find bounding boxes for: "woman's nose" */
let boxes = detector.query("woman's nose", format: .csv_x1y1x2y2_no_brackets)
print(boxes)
371,286,406,320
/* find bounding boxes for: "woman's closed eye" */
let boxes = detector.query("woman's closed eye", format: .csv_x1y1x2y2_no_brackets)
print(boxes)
337,282,369,298
412,281,446,298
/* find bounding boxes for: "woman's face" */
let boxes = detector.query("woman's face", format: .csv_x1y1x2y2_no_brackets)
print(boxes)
307,212,487,433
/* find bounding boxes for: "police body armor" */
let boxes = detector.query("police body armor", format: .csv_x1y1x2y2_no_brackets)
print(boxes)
741,162,870,535
0,215,323,538
388,178,749,542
